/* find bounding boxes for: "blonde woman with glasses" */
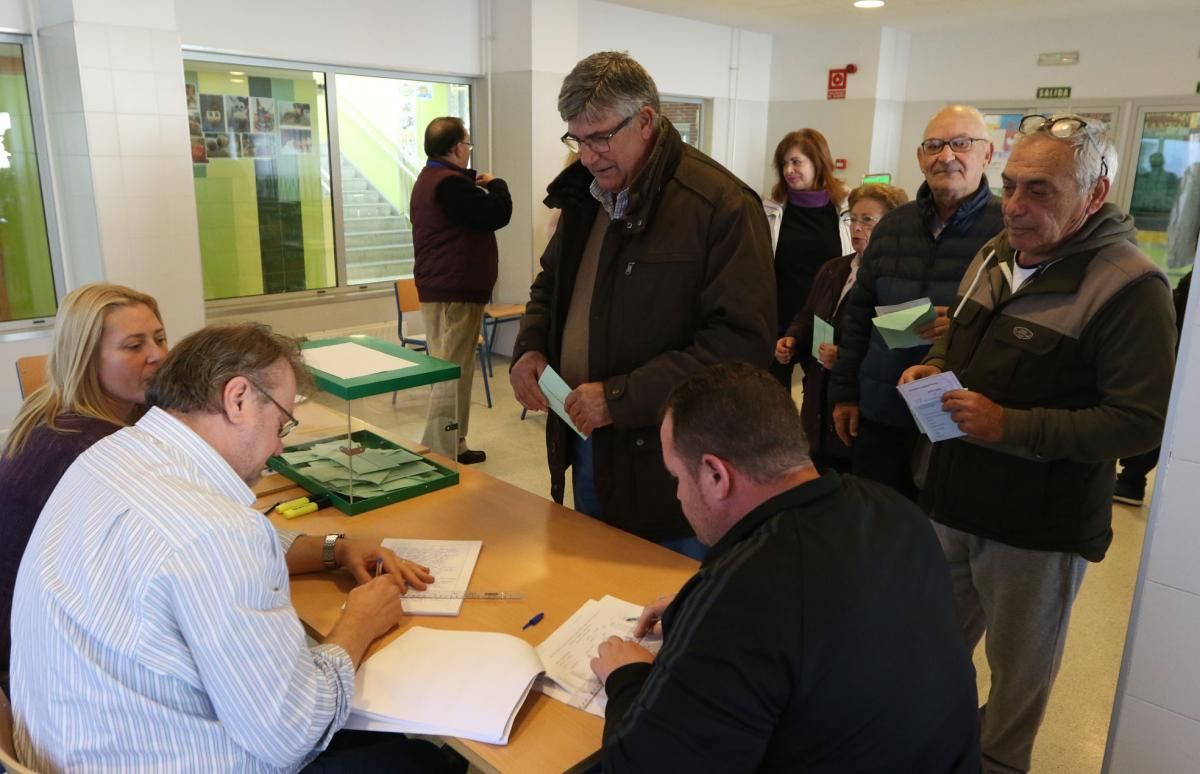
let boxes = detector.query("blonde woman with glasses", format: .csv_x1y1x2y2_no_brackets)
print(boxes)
0,283,166,690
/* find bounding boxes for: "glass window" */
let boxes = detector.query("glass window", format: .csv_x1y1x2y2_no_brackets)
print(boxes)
1129,109,1200,286
334,74,470,285
184,60,335,301
185,57,473,301
661,98,704,149
0,40,55,323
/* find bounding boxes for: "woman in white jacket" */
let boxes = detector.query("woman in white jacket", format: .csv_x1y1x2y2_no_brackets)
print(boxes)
763,128,852,390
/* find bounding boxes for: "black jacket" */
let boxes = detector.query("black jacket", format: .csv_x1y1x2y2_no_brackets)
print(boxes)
601,472,980,773
513,120,775,540
922,205,1176,560
830,179,1002,427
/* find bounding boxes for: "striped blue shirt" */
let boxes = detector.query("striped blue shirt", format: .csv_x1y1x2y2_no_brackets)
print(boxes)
11,407,354,772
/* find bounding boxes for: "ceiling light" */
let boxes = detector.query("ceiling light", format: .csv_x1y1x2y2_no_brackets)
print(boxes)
229,71,245,76
854,0,885,7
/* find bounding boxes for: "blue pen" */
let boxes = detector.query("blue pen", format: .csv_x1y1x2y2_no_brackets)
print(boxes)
522,611,544,630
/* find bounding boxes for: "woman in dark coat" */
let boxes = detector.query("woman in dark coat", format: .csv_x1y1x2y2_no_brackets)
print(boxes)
776,183,909,471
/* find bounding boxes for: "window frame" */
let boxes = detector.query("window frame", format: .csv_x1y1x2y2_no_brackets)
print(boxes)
0,32,67,338
660,95,708,154
182,50,477,313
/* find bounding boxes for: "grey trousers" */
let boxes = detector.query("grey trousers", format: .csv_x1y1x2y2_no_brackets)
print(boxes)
420,301,484,457
932,522,1089,774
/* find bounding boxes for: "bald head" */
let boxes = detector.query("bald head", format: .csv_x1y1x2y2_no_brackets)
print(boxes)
923,105,988,140
918,105,994,219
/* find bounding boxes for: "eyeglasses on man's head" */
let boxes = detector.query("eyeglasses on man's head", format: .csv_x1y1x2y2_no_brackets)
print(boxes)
561,114,635,154
1018,113,1109,178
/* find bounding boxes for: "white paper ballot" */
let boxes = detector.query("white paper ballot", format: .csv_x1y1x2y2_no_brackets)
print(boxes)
304,342,418,380
897,371,968,442
382,538,482,616
347,627,544,745
537,365,587,439
535,595,663,717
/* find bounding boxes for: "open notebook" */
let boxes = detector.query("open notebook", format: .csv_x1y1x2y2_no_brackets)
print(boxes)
344,596,658,744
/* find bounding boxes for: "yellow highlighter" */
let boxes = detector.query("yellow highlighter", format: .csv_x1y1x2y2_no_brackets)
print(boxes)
276,495,330,519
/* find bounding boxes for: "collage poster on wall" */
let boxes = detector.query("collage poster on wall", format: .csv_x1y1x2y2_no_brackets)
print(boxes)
187,82,317,164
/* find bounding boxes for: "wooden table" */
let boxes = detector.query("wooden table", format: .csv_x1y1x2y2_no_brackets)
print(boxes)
257,403,697,773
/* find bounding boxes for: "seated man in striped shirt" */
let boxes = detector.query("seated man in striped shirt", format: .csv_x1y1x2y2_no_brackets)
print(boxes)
10,323,447,772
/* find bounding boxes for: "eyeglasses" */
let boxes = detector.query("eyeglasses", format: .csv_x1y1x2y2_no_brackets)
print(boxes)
561,114,634,154
459,140,474,149
1018,113,1109,178
919,136,990,155
843,214,881,228
247,379,299,438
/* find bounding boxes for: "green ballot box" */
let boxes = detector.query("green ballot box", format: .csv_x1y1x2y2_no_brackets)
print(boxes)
266,336,461,515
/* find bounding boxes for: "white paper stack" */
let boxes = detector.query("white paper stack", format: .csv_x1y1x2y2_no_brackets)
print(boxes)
382,538,483,616
535,595,662,717
346,627,545,744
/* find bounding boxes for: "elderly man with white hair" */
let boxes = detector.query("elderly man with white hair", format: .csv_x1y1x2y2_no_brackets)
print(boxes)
902,113,1177,773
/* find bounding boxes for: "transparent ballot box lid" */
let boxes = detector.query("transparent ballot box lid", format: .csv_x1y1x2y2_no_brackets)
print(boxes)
267,336,461,515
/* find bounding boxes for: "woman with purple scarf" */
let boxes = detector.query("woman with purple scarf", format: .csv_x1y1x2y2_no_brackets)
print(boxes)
763,128,852,390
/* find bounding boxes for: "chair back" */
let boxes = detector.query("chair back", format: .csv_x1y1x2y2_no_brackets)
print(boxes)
394,279,421,314
15,355,48,398
393,279,427,351
0,686,38,773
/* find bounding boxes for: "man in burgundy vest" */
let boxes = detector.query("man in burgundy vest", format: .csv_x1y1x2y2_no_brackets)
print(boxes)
410,117,512,463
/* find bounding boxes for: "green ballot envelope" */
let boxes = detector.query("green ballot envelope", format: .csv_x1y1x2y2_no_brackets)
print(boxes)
872,298,936,349
811,317,835,360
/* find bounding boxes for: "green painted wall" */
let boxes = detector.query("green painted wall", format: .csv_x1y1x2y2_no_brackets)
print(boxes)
0,51,55,321
188,67,333,299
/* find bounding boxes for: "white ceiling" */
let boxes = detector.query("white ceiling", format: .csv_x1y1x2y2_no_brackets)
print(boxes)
602,0,1200,33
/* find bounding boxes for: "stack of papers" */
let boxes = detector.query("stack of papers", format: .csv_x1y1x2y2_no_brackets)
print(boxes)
347,627,544,745
304,341,418,380
381,538,482,616
346,595,661,744
872,298,936,349
536,595,662,717
277,440,440,499
896,371,968,442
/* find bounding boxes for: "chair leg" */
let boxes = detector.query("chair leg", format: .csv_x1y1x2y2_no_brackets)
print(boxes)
477,345,492,409
520,407,527,421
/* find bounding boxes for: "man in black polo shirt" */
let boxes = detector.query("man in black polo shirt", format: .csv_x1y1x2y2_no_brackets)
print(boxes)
590,363,979,772
410,116,511,464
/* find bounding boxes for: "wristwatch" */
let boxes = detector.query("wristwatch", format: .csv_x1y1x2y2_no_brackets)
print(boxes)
322,533,345,570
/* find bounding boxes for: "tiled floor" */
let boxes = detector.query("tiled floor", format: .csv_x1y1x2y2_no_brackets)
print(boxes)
338,354,1149,773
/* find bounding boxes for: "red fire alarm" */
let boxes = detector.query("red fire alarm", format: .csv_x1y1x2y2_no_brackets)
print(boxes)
834,158,848,171
827,64,858,100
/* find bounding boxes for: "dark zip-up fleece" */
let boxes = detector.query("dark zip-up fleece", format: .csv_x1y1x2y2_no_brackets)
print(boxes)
601,472,980,773
922,204,1176,560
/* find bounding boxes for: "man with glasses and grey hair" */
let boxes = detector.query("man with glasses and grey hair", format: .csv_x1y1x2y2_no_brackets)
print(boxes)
901,113,1177,773
510,51,774,558
10,322,447,771
831,105,1004,499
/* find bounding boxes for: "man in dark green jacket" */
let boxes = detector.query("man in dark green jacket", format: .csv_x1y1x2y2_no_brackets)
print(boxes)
510,52,775,557
902,113,1177,773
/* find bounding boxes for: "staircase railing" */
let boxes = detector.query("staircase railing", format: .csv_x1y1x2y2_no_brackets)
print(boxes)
336,95,422,214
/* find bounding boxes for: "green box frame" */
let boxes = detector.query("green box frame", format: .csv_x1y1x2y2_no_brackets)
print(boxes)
267,429,459,515
301,335,460,399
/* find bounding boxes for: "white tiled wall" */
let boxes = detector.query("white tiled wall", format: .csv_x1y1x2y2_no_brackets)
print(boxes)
1108,270,1200,771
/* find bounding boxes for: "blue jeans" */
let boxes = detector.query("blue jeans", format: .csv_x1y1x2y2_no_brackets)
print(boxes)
571,435,707,562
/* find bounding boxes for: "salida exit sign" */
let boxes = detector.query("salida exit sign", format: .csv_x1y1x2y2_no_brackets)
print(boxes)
1036,86,1072,99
